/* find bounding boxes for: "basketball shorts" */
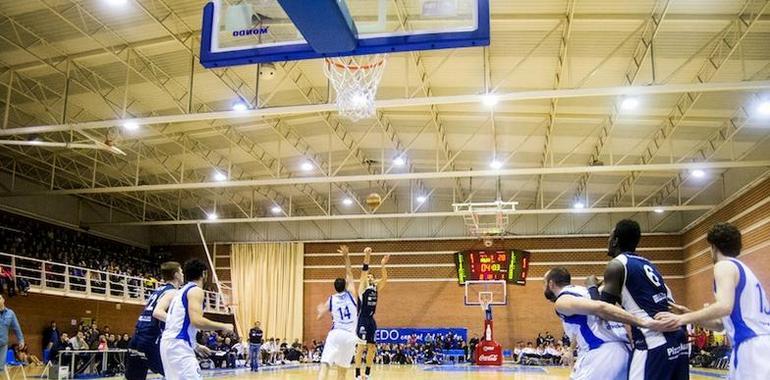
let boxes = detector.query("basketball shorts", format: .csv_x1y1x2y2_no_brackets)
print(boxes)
571,341,629,380
125,335,164,380
160,338,201,380
321,329,361,368
356,317,377,344
729,335,770,380
629,341,689,380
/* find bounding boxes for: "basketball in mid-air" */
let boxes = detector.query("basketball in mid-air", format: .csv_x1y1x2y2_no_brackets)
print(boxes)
365,193,382,210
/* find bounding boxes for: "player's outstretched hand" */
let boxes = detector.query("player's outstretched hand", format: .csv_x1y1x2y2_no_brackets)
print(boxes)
364,247,372,254
381,254,390,266
338,245,349,255
668,302,692,314
584,275,602,288
653,312,683,331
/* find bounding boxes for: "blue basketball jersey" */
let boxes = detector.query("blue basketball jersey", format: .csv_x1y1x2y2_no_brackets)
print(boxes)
133,283,175,339
616,253,686,350
556,285,629,352
720,259,770,348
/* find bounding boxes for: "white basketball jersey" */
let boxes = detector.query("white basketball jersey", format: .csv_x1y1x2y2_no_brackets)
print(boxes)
161,282,199,347
556,285,629,352
721,259,770,348
328,291,358,333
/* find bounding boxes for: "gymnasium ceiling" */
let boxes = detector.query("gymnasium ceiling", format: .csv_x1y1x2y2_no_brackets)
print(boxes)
0,0,769,242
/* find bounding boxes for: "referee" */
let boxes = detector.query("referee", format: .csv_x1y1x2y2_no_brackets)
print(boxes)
248,321,264,371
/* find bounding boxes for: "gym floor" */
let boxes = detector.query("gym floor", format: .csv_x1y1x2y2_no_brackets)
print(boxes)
204,364,727,379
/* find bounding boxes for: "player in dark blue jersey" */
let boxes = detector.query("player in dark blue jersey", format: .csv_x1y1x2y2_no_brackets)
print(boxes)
354,247,389,380
588,219,689,380
125,262,184,380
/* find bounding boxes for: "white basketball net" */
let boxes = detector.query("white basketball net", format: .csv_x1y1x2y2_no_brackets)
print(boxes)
323,54,387,121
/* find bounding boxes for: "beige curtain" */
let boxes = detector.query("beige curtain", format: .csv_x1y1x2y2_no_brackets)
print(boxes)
230,242,303,342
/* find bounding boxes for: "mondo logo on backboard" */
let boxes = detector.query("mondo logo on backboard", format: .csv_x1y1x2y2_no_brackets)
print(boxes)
232,26,269,38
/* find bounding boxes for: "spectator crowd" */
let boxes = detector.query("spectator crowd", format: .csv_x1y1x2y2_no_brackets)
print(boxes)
0,211,168,297
42,320,132,376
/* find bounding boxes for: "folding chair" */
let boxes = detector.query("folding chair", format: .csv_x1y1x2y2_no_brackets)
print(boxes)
4,349,26,380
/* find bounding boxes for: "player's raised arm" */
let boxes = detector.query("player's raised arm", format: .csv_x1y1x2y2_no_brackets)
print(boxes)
378,254,390,291
152,290,177,322
339,245,356,297
359,247,372,296
187,287,234,332
655,261,737,331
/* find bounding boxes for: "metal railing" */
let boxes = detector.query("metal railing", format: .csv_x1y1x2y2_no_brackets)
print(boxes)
0,252,230,314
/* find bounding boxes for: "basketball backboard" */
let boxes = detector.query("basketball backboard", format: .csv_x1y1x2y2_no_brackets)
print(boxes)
200,0,490,68
464,280,507,306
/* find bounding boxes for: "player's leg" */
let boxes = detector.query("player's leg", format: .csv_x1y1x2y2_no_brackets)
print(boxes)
354,344,365,379
365,343,376,378
320,332,340,380
145,339,165,377
159,340,178,380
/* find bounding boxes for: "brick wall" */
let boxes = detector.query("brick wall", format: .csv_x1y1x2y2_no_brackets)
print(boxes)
682,177,770,308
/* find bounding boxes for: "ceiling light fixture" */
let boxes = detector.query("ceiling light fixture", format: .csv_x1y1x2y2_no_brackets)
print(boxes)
271,205,282,214
758,100,770,116
393,156,406,166
206,212,218,220
416,195,427,204
213,171,227,181
342,198,353,206
122,121,139,131
482,94,499,107
301,161,314,171
621,97,639,110
690,169,706,178
232,102,248,112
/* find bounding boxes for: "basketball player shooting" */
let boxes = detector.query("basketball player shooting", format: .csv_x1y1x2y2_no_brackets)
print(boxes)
354,247,390,380
316,245,363,380
543,266,674,380
160,260,234,380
